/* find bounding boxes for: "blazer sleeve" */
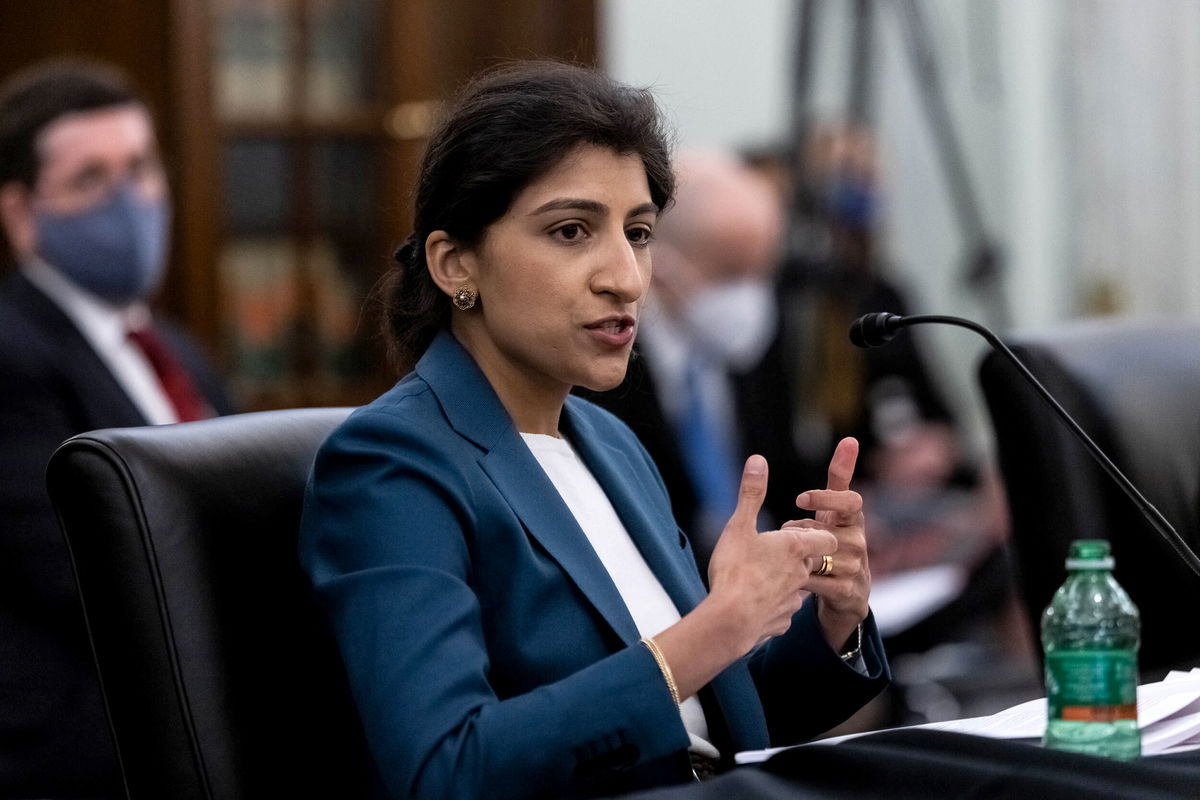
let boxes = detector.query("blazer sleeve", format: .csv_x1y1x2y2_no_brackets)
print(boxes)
749,595,891,745
298,406,690,800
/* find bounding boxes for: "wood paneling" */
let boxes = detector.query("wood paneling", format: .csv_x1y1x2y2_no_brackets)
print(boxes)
0,0,597,407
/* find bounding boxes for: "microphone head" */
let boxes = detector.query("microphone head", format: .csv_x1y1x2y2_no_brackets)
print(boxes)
849,313,904,348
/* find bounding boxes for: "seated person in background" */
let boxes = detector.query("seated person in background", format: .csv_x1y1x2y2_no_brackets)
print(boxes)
581,149,818,575
762,122,1007,579
299,61,889,799
0,59,234,797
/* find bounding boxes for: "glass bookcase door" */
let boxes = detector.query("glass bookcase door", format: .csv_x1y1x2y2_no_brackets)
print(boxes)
213,0,293,120
305,0,379,119
220,138,295,405
311,140,380,386
211,0,388,408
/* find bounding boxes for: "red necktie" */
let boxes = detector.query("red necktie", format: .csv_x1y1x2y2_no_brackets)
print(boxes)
127,325,210,422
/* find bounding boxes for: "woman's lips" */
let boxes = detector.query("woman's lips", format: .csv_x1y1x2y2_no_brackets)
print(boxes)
585,316,636,347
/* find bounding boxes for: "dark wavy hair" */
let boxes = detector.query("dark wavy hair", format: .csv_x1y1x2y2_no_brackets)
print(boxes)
382,60,675,372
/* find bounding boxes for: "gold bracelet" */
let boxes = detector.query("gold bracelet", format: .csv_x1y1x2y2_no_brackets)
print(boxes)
640,636,680,706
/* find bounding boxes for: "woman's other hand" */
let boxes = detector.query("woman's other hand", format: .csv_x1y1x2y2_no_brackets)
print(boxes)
786,437,870,651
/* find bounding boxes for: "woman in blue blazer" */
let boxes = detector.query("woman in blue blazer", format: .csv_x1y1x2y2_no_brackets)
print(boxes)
300,62,890,799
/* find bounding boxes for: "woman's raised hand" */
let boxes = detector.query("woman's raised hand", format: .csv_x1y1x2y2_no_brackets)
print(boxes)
651,444,869,701
705,454,839,654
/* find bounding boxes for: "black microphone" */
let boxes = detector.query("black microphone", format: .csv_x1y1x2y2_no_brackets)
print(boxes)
848,311,1200,578
849,312,905,348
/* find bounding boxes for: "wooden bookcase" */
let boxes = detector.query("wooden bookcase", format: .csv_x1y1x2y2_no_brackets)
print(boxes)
0,0,597,409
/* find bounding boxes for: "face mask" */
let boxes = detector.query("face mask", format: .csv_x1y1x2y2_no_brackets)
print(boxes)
34,183,170,305
825,174,879,230
681,278,777,370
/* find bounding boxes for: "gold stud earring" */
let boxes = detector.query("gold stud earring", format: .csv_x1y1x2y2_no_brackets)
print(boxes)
452,283,477,310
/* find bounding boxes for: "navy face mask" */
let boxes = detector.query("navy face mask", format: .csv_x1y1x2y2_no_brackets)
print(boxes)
825,174,879,231
34,183,171,305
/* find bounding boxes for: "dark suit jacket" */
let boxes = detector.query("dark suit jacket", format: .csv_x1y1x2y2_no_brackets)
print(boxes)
299,331,889,800
0,269,234,798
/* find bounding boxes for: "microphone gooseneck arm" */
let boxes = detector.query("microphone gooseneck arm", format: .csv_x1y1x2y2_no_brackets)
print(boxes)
849,312,1200,578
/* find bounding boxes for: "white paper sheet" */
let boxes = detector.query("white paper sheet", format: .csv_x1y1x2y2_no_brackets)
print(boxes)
735,668,1200,765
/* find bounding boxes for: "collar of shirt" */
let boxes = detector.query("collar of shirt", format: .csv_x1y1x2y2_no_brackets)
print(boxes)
22,257,149,348
636,301,693,422
638,302,739,428
21,258,178,424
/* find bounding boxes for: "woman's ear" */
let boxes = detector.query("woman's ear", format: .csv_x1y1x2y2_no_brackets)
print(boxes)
425,230,475,298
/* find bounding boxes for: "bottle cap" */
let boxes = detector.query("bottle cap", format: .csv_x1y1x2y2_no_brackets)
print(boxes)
1065,538,1114,569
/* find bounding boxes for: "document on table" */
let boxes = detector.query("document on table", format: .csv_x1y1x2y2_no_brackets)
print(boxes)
736,668,1200,765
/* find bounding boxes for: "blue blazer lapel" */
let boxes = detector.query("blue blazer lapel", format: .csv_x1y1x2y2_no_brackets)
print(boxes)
576,449,770,750
563,399,708,616
479,436,642,644
565,400,769,748
416,332,641,644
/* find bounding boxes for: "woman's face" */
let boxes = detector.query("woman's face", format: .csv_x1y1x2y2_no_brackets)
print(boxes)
458,143,658,402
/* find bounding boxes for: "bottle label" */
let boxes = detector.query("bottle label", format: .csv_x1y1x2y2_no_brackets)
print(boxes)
1045,650,1138,722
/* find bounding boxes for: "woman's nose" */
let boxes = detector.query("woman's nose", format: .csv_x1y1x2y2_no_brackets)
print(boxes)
595,235,646,302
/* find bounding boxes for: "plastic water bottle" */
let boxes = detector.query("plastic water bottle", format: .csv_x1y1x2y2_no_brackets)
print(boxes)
1042,539,1141,759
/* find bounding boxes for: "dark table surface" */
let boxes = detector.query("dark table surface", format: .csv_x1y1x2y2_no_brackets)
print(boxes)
621,729,1200,799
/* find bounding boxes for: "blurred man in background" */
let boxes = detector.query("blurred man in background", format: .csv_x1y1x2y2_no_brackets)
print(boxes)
761,123,1018,723
0,59,234,796
770,121,1006,581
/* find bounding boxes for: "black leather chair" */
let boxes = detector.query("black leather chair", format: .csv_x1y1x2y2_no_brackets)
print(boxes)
979,318,1200,676
46,408,378,799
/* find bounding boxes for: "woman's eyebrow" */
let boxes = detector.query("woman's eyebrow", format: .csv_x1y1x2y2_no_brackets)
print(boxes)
528,198,659,217
528,197,606,216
